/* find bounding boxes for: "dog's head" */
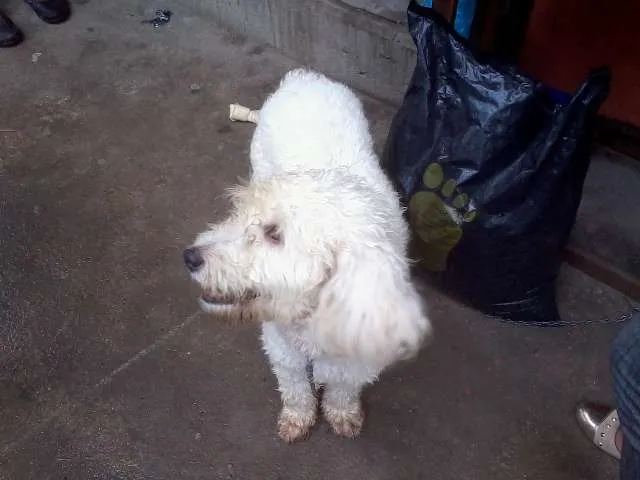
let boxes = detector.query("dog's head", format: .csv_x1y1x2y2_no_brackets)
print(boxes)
184,170,431,366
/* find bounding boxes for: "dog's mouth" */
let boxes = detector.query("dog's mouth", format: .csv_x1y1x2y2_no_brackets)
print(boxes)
199,289,258,307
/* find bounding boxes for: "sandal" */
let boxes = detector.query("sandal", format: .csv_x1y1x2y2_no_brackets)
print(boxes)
576,402,621,460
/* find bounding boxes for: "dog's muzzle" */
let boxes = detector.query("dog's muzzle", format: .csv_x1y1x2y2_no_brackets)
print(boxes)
183,246,258,309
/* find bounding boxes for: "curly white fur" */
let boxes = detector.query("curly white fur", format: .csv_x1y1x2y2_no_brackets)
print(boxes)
186,69,432,442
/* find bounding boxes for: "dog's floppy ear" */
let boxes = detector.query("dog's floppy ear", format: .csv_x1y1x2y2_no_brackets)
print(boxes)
311,246,432,367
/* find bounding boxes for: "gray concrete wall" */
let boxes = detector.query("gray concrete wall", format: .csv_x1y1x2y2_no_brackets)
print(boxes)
193,0,416,104
341,0,410,24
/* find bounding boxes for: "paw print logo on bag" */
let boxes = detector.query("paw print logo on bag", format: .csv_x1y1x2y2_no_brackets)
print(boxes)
408,163,476,272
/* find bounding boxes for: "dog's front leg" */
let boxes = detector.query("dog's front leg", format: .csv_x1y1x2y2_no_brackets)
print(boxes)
313,358,380,438
261,323,317,442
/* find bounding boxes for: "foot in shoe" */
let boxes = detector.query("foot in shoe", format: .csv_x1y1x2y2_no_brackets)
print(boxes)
0,11,23,47
576,402,623,460
25,0,71,24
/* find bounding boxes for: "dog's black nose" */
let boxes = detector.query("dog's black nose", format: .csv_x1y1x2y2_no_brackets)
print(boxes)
183,247,204,272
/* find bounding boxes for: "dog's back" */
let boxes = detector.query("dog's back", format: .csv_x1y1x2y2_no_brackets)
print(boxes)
250,69,379,181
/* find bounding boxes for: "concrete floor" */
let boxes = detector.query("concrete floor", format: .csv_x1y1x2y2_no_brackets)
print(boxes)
0,1,635,479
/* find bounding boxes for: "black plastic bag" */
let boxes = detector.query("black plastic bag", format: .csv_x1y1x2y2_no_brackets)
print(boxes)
384,2,611,323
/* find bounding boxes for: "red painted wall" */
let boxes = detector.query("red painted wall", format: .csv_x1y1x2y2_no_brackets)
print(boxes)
519,0,640,127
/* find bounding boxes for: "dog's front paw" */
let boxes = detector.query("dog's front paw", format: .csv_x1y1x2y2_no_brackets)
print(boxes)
277,407,317,443
323,403,364,438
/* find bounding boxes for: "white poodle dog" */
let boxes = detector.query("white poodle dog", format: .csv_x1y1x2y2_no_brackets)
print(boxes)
184,69,431,442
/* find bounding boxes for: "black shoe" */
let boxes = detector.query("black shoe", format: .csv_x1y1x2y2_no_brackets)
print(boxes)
25,0,71,25
0,12,23,47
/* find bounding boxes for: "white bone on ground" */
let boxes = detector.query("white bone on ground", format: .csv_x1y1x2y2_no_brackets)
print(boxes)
229,103,260,124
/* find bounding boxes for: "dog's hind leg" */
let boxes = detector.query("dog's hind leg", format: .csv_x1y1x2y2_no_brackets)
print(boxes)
261,322,317,442
313,358,380,438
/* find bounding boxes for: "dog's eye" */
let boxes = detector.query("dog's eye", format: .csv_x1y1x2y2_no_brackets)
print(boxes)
263,223,283,245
